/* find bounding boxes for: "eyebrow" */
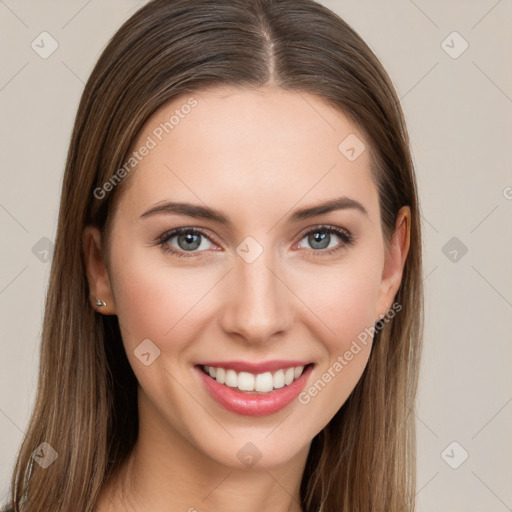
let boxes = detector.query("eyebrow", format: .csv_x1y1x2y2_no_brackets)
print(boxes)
139,196,368,226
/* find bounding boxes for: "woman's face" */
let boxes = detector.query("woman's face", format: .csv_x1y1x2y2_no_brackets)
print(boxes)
85,85,409,471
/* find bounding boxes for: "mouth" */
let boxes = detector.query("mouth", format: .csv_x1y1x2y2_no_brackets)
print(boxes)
194,361,315,416
197,363,313,394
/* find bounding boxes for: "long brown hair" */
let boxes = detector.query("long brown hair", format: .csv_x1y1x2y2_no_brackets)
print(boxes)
6,0,423,510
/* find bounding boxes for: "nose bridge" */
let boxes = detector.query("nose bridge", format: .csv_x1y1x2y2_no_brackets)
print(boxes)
219,245,292,342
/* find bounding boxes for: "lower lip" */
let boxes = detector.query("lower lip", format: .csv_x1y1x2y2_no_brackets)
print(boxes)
196,364,314,417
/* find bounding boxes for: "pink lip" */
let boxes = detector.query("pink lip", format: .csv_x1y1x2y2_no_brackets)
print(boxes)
197,360,311,373
195,363,314,417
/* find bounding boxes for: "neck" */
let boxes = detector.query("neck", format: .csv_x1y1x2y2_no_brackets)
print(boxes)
95,395,309,512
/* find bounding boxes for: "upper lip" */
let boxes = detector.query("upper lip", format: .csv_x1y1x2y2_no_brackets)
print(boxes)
196,360,313,374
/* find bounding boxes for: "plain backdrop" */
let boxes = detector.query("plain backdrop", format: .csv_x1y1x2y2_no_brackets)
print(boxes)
0,1,511,510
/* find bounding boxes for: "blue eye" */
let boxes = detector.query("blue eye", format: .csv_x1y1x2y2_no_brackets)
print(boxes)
297,225,354,256
157,227,215,258
156,225,354,259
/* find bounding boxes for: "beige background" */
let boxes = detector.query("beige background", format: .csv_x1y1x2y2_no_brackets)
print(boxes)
1,0,511,510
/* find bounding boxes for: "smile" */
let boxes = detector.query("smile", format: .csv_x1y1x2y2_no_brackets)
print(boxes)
195,361,315,416
200,364,306,393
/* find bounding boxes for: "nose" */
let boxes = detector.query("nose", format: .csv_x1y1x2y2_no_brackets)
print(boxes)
218,249,294,345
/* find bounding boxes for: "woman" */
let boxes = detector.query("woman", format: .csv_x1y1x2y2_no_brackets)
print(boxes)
5,0,423,510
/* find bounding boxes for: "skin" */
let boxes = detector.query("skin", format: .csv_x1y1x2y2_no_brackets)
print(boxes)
83,84,410,512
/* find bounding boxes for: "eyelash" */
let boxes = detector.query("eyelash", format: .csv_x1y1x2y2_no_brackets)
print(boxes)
155,225,354,259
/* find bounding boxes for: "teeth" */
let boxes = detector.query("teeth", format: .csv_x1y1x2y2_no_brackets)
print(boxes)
202,364,307,393
255,372,274,392
215,367,225,384
225,369,238,387
284,367,295,385
273,369,285,389
238,372,255,391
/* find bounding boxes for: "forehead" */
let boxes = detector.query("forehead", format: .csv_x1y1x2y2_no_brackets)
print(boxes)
114,85,380,226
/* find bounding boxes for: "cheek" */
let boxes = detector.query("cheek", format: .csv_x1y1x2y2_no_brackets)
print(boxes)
290,254,383,349
108,251,222,418
290,257,382,425
109,246,217,355
108,248,190,348
110,237,383,357
330,273,380,345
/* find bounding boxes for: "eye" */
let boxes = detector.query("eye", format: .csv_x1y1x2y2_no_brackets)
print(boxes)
296,225,354,256
156,225,354,259
157,227,217,258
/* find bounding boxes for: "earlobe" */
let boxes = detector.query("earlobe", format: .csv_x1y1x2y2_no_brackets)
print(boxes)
82,225,117,315
376,206,411,321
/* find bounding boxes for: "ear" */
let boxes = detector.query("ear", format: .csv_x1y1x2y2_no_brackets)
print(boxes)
82,225,117,315
375,205,411,322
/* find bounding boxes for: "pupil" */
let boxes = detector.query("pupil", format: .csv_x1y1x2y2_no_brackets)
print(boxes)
179,233,200,251
309,232,329,250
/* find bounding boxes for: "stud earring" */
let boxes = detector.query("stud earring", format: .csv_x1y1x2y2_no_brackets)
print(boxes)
95,298,107,308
